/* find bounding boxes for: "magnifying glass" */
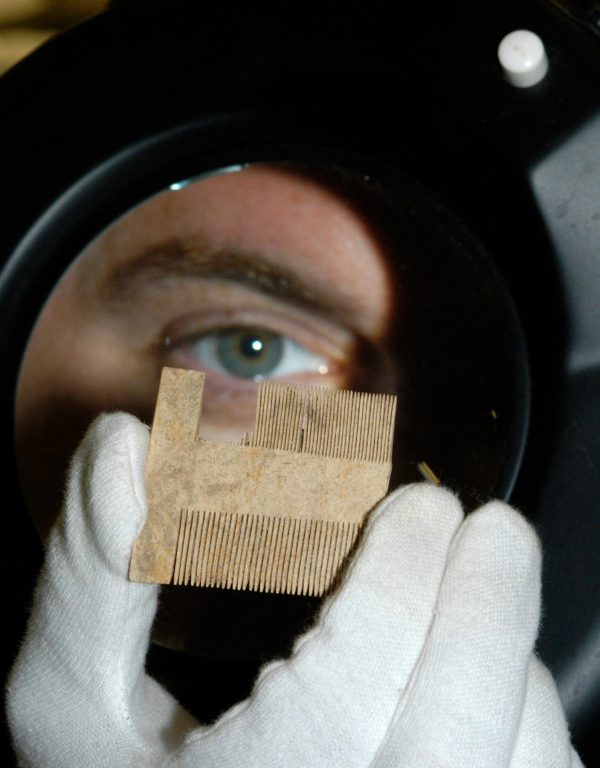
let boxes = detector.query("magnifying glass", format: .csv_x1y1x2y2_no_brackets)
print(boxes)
1,0,599,757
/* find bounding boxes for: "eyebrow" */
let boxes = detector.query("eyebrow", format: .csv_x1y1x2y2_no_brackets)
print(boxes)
100,240,355,323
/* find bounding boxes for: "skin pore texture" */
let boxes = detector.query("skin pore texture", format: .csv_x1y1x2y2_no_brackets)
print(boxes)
14,165,397,656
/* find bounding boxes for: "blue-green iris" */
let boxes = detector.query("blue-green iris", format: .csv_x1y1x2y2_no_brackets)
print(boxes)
216,328,284,379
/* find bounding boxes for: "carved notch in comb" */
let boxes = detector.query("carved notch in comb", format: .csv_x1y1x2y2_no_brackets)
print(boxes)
129,367,397,596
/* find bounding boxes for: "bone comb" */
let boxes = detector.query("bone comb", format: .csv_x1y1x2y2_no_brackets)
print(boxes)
129,367,396,596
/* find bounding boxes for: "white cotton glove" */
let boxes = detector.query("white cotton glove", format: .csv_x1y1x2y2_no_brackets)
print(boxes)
6,413,584,768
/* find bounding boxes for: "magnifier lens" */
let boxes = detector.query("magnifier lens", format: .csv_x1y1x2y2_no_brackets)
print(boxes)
14,160,527,657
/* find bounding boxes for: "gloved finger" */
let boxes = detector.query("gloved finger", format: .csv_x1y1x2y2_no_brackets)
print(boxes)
46,412,156,696
7,413,196,767
372,501,542,768
509,656,584,768
172,483,464,768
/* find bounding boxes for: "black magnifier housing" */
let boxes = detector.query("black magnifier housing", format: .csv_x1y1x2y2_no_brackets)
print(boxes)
1,0,599,762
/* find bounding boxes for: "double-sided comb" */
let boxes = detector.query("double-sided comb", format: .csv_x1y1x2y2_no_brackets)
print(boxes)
129,367,396,596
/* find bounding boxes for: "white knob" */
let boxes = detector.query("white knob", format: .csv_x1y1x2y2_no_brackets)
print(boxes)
498,30,549,88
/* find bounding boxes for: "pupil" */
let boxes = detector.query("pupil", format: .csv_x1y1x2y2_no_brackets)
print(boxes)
243,336,265,357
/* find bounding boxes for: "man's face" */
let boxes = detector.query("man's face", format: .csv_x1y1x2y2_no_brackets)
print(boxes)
15,165,397,539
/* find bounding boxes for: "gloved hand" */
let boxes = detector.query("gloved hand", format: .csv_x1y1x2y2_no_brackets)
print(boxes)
6,413,583,767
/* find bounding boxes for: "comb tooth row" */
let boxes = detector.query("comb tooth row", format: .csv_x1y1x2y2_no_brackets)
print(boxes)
250,381,397,464
172,508,360,596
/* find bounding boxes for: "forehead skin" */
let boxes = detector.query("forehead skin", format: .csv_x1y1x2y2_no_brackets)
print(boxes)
79,165,393,336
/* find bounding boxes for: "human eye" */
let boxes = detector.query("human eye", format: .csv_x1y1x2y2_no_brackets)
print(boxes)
168,326,329,381
159,312,354,441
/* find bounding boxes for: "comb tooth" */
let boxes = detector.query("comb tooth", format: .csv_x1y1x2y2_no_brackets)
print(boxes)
271,384,282,450
295,387,306,453
349,391,362,461
321,520,337,594
251,383,266,447
319,390,331,459
179,509,194,585
375,396,384,462
267,516,284,593
183,511,195,586
280,517,298,593
373,395,382,463
232,517,246,586
186,511,201,586
242,515,261,589
303,388,315,456
297,389,309,453
290,519,308,595
271,516,284,593
388,395,398,461
368,393,378,461
291,518,305,594
315,520,327,596
326,389,335,459
171,509,186,585
272,516,289,594
262,517,276,593
301,520,317,596
286,386,299,452
200,510,217,587
300,389,311,454
381,396,391,461
324,520,338,595
293,519,307,596
264,515,278,592
194,509,208,587
305,520,318,596
180,508,193,585
340,389,351,460
214,513,235,588
190,510,201,586
346,392,356,460
344,521,359,565
330,519,344,585
256,515,273,592
238,514,255,590
328,390,339,459
227,514,246,589
249,514,265,592
356,392,365,456
308,519,324,596
357,391,368,461
337,521,354,580
238,513,257,590
302,519,315,596
258,515,273,591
